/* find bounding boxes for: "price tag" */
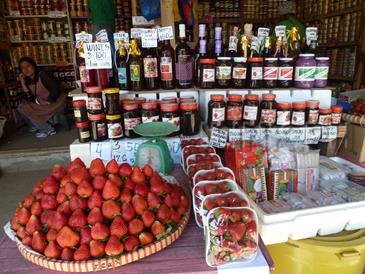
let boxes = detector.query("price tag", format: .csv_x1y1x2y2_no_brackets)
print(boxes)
228,129,242,142
84,42,112,69
90,141,112,162
75,32,93,48
209,127,228,148
304,127,321,144
251,36,259,52
275,25,286,37
257,27,270,45
131,28,144,39
274,128,292,142
321,126,337,142
113,32,129,50
141,28,158,48
111,140,125,164
48,11,66,18
96,29,109,42
158,26,174,41
306,27,318,46
288,127,306,143
11,35,21,42
242,128,261,141
124,139,146,165
9,10,21,16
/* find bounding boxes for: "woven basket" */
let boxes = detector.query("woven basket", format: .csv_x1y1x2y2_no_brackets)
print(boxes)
342,113,365,126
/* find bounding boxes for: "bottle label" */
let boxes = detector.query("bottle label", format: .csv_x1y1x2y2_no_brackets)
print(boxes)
216,66,232,80
87,98,102,111
143,57,158,78
277,110,291,126
117,67,127,84
233,67,247,80
107,122,123,138
142,115,159,123
295,66,316,81
79,65,89,83
97,123,107,138
162,117,180,131
80,130,90,139
251,67,263,80
228,36,238,52
212,107,225,122
176,55,193,81
74,109,81,118
226,106,242,121
260,109,276,124
318,114,332,125
130,64,140,82
263,67,278,80
278,67,293,80
315,66,329,80
243,105,258,121
202,68,215,82
160,57,173,81
332,113,341,124
124,117,141,130
308,109,319,124
291,111,305,126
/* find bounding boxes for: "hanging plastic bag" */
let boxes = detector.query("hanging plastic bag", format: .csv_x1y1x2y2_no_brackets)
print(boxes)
141,0,161,21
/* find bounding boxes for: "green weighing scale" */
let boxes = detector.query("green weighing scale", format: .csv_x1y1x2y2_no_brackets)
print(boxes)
133,122,177,174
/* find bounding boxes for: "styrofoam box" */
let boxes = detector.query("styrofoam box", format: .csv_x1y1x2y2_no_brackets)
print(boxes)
249,157,365,245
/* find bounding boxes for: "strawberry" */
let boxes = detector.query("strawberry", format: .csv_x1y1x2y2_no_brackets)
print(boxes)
205,172,216,181
91,222,109,241
106,159,119,174
108,174,123,187
150,181,165,195
102,200,121,219
92,175,106,191
41,195,58,210
89,158,105,177
128,219,144,235
33,180,43,193
147,192,161,209
163,182,173,194
87,208,104,225
131,166,145,184
32,231,47,253
56,226,80,248
57,201,72,216
194,186,205,198
22,235,32,246
68,208,87,229
61,247,74,261
123,236,139,252
102,180,120,200
227,222,246,241
46,228,58,242
204,183,218,195
226,192,241,206
245,221,257,238
90,240,105,258
215,169,226,180
56,191,67,204
194,175,206,184
43,176,60,194
164,192,179,208
241,210,253,223
17,208,30,225
177,204,187,215
77,180,93,198
180,194,189,208
151,221,165,238
25,215,41,235
44,240,61,259
132,195,148,215
142,164,153,177
121,203,135,222
139,232,153,246
217,181,231,192
225,174,235,181
51,164,67,181
60,175,72,187
119,163,132,177
70,167,90,185
64,182,77,197
141,210,155,228
74,244,91,261
204,198,216,211
134,184,149,198
40,210,55,226
105,235,124,256
157,204,171,224
88,191,103,209
110,216,128,238
170,209,181,224
124,177,135,191
67,157,86,173
120,188,132,203
11,216,20,231
216,196,228,207
16,226,27,239
80,227,92,245
23,194,35,208
50,211,68,231
69,195,88,211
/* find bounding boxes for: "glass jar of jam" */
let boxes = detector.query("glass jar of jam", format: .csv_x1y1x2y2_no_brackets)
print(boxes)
247,57,263,88
160,103,181,136
295,54,316,89
208,94,226,128
106,114,123,139
260,93,276,127
161,97,178,104
278,58,294,88
86,86,103,114
225,94,243,128
123,103,141,138
180,102,201,136
276,103,292,127
199,58,216,89
104,88,120,115
306,100,320,126
89,113,107,141
331,105,343,125
216,57,232,88
243,94,259,127
291,102,306,127
180,96,195,103
232,57,247,88
141,102,159,123
134,97,147,109
73,100,88,122
314,57,330,88
318,108,332,126
75,121,91,143
263,57,278,88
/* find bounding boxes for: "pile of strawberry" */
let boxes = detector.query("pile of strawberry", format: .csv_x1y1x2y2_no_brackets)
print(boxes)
10,158,189,261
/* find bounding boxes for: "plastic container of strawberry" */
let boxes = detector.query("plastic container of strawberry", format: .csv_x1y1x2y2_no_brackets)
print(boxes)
184,153,222,173
192,167,236,186
181,145,216,168
204,207,259,267
187,162,223,182
192,179,238,228
181,138,208,149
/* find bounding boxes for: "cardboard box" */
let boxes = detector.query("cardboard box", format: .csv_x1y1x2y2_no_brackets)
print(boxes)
339,123,365,163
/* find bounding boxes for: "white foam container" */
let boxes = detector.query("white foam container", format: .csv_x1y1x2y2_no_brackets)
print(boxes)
183,153,222,173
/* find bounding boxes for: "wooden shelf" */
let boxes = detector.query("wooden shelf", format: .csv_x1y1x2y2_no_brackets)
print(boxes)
11,39,71,44
199,17,277,24
318,41,359,48
304,5,362,22
13,63,73,68
4,14,67,19
0,42,10,50
329,75,354,81
70,16,89,20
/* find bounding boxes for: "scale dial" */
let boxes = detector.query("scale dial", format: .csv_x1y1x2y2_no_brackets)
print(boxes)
137,146,162,171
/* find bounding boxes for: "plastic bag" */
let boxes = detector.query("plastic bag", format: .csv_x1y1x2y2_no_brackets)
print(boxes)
319,157,351,180
141,0,161,21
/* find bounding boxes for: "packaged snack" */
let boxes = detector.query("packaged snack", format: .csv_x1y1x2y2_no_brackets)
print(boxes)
259,200,291,214
267,169,298,200
279,193,316,210
268,145,296,171
296,149,320,193
187,162,223,181
182,145,215,164
319,157,351,180
238,166,268,202
193,167,236,186
306,191,345,206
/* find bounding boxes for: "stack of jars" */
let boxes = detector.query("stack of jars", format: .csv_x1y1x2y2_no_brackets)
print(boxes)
207,93,343,129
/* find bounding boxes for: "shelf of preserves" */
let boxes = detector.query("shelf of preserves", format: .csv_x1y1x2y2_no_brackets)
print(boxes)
10,39,71,44
4,14,67,19
304,5,363,22
329,76,355,81
318,41,359,48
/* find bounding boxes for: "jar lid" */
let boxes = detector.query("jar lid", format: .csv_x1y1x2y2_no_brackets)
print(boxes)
134,97,146,104
244,94,259,101
262,93,276,100
306,100,320,108
217,57,231,60
75,121,90,128
122,100,135,105
72,100,86,107
180,95,194,100
233,57,247,62
160,103,179,112
180,98,196,103
88,113,105,121
106,114,121,120
299,54,315,57
161,97,177,103
316,57,330,60
123,103,138,111
85,86,102,94
227,94,242,102
149,99,160,105
277,102,292,109
103,88,119,95
248,57,263,62
142,102,157,110
199,58,216,64
331,105,343,113
265,57,278,61
319,108,332,114
211,94,225,101
180,102,198,111
279,57,293,61
292,102,306,109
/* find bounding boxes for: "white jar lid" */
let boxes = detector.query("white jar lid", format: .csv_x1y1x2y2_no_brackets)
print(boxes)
265,57,278,61
233,57,247,62
315,57,330,60
217,57,231,60
279,57,293,61
299,53,315,57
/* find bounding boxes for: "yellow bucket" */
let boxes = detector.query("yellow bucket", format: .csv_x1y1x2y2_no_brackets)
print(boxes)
268,230,365,274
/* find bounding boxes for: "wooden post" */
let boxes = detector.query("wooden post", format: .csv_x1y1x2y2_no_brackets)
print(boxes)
131,0,138,16
160,0,176,48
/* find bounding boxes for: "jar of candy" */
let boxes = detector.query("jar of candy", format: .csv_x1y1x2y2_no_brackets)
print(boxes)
278,58,294,88
232,57,247,88
216,57,232,88
72,100,88,122
123,103,141,138
263,57,278,88
306,100,320,126
199,58,216,89
318,108,332,126
104,88,120,115
75,121,91,143
106,114,123,139
247,57,263,88
89,113,107,141
180,102,200,136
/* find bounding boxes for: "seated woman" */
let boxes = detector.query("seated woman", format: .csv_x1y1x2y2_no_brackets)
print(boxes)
17,57,67,138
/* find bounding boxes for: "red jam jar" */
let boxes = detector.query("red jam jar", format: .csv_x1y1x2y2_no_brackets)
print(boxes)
318,108,332,126
276,103,292,127
331,105,343,125
142,102,159,123
306,100,320,126
88,113,107,141
86,86,103,114
260,93,277,127
180,102,200,136
123,103,141,138
291,102,306,127
243,94,259,128
225,94,243,128
75,121,91,143
160,103,180,136
208,94,226,128
134,97,147,109
73,100,88,122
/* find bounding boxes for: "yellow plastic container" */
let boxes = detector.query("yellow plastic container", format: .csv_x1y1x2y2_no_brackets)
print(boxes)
268,230,365,274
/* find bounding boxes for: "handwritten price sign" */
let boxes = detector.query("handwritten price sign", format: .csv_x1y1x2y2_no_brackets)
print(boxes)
158,26,174,41
84,42,112,69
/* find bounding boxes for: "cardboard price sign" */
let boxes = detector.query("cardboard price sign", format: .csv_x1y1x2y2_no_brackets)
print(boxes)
95,29,109,42
306,27,318,46
210,127,228,148
84,42,113,69
288,128,306,143
158,26,174,41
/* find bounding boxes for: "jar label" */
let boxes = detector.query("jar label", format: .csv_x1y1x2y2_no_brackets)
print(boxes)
308,109,319,124
291,111,305,126
251,67,263,80
318,114,332,125
74,109,81,118
295,66,316,81
176,55,193,81
277,110,291,126
260,109,276,124
130,64,140,82
117,67,127,84
216,66,232,80
243,105,258,121
142,115,159,123
263,67,278,80
162,117,180,131
97,123,107,138
108,122,123,138
80,130,90,139
202,68,215,82
332,113,341,124
124,117,141,130
226,106,242,121
212,107,225,122
278,67,293,80
87,97,102,111
315,66,329,80
233,67,247,79
143,57,158,78
160,57,173,81
79,65,90,83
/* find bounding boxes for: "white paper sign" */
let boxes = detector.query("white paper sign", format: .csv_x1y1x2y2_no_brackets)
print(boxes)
113,32,129,50
306,27,318,46
124,139,145,165
75,32,93,48
166,139,182,163
111,140,125,164
228,129,242,142
96,29,109,42
275,25,286,37
321,126,337,142
84,42,113,69
90,141,112,163
242,128,261,141
141,28,158,48
251,36,259,52
257,27,270,45
304,127,322,144
158,26,174,41
288,127,306,143
210,127,228,148
131,28,144,39
274,128,292,142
